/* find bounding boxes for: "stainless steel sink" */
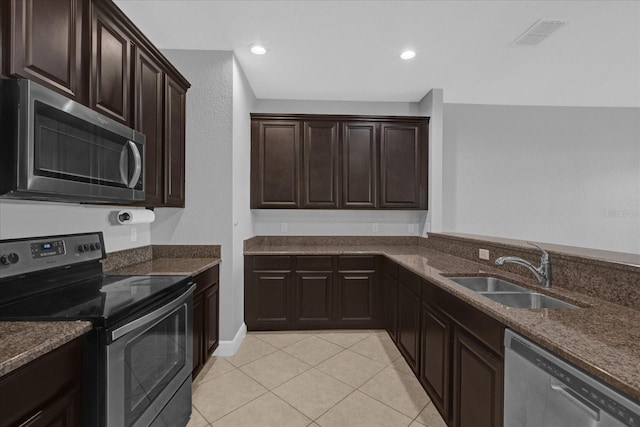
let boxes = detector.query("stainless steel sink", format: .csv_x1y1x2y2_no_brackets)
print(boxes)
482,292,577,309
446,276,577,309
447,276,530,293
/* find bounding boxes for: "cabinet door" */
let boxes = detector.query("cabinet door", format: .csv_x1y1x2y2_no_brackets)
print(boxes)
303,121,339,208
420,303,451,421
7,0,84,101
380,122,425,208
397,281,420,373
164,76,186,206
341,121,378,208
192,292,204,378
336,271,376,323
294,271,333,324
251,120,301,208
452,328,503,427
248,271,292,329
90,0,132,124
135,48,164,206
383,273,398,342
204,282,219,356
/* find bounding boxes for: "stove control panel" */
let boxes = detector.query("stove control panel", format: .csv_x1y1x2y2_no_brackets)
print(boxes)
0,232,105,280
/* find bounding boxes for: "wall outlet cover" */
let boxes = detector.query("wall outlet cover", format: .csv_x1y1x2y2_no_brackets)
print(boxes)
479,248,490,260
130,227,137,242
372,223,379,232
281,223,288,233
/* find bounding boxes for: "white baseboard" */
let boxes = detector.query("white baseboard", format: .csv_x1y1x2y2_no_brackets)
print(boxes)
212,323,247,356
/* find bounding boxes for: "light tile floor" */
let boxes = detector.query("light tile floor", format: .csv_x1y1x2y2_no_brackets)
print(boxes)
188,330,448,427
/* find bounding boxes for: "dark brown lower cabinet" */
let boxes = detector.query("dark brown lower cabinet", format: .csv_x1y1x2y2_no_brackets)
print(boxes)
397,279,421,374
420,302,451,420
0,337,82,427
245,255,382,330
452,328,503,427
192,264,219,378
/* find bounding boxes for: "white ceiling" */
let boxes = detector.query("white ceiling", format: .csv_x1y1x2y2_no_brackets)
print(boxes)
114,0,640,107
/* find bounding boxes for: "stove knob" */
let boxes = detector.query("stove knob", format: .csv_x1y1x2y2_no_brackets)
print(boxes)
83,244,90,252
95,242,102,250
0,255,9,265
78,245,85,253
7,253,19,264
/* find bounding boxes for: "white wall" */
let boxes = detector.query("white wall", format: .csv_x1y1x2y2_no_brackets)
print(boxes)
419,89,444,235
252,98,428,235
0,200,151,253
150,50,238,339
442,104,640,254
231,56,256,337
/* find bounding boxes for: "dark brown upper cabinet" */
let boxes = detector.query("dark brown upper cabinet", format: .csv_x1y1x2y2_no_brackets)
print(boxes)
303,121,339,208
5,0,85,101
90,0,133,125
164,76,187,207
135,47,164,206
380,122,427,209
2,0,191,207
341,121,378,208
251,120,301,208
250,114,428,210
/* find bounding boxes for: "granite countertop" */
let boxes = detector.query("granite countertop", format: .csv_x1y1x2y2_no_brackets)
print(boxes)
0,321,92,376
108,257,221,276
245,243,640,402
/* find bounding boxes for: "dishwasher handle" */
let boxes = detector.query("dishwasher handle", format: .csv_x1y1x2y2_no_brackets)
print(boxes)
550,378,601,422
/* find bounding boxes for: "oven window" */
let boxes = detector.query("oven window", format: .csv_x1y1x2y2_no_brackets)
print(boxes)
124,308,186,426
33,101,142,189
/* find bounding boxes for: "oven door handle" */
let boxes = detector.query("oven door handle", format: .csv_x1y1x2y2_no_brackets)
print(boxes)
110,283,195,341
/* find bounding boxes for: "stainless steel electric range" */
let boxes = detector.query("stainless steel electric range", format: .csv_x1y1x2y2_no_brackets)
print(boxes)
0,232,194,427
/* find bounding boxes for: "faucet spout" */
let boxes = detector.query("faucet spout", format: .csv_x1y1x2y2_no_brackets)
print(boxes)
494,243,552,287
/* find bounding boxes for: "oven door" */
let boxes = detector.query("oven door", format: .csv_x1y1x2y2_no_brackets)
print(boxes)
106,284,195,427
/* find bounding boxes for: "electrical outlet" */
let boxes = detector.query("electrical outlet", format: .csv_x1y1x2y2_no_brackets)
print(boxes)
130,227,137,242
479,249,490,260
408,224,416,233
281,223,288,233
372,223,379,232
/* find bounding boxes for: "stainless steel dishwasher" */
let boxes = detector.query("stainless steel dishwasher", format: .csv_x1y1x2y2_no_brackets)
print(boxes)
504,330,640,427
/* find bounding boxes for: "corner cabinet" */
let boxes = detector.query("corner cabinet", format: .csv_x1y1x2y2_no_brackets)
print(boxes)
1,0,190,207
192,264,220,379
0,338,83,427
250,114,429,210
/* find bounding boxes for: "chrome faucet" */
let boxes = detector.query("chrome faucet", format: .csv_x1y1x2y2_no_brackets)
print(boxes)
495,243,552,287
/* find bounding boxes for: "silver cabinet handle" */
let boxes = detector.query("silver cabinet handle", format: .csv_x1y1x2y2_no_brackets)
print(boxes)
119,141,142,189
550,379,601,421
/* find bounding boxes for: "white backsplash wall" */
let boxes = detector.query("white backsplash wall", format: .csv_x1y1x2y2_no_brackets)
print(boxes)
442,103,640,254
252,210,427,236
0,199,151,252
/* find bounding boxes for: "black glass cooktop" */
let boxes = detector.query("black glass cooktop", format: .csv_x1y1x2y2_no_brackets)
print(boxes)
0,274,191,328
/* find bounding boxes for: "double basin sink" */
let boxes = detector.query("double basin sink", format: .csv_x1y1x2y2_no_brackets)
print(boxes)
446,276,577,309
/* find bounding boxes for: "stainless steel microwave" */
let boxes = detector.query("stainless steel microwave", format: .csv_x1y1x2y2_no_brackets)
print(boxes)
0,79,145,203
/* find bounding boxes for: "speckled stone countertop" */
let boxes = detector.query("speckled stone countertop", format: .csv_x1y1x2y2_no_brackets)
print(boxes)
0,321,92,376
245,242,640,402
104,244,221,276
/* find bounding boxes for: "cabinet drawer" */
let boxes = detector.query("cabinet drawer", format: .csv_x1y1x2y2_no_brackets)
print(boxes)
338,255,376,271
194,264,219,294
398,267,421,296
382,257,398,278
0,338,82,427
253,256,292,270
296,256,333,271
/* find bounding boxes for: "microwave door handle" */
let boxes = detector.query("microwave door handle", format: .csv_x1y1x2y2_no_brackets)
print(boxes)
119,141,142,188
128,141,142,188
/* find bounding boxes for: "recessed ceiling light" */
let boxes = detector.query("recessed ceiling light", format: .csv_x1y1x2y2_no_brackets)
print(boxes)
400,50,416,60
250,44,267,55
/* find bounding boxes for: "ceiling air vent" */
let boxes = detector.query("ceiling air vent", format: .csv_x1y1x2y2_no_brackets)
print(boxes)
511,19,569,46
